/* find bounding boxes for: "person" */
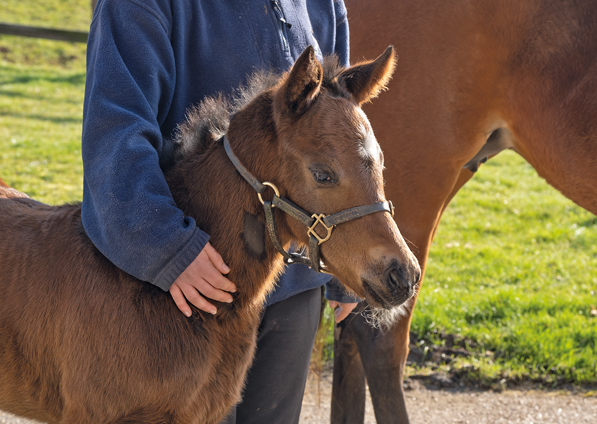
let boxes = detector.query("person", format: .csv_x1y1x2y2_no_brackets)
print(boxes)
82,1,359,423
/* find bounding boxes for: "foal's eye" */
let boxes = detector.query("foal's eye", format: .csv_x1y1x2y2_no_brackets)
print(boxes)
310,168,336,185
313,170,331,182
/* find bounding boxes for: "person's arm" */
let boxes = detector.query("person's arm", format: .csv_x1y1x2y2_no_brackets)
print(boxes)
333,0,350,67
82,0,234,315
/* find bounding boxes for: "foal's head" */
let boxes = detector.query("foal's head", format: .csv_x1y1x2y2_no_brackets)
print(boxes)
262,46,420,309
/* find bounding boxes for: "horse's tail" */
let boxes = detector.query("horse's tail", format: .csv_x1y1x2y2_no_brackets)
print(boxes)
0,178,8,188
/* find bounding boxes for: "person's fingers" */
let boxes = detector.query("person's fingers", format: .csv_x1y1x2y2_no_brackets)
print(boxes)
334,302,359,323
189,257,235,294
192,277,234,304
169,283,192,317
179,283,217,315
204,243,231,274
328,300,339,309
202,244,236,293
334,306,350,323
169,244,237,315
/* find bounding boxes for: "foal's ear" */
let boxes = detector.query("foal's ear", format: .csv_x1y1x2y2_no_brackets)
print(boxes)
279,46,323,116
340,46,397,105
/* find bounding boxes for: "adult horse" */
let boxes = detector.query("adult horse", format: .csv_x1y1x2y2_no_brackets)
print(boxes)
334,1,597,423
0,46,421,424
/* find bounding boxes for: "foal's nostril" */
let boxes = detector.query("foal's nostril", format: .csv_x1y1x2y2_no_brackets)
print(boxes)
385,264,412,298
389,267,407,289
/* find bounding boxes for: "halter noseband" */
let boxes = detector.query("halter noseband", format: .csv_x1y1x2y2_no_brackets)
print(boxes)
223,135,395,273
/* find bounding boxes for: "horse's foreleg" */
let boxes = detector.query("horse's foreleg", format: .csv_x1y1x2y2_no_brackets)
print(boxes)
331,307,413,424
331,319,366,424
350,308,412,424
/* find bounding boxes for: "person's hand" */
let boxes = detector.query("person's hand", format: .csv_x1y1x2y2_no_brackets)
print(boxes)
328,301,359,323
169,242,236,317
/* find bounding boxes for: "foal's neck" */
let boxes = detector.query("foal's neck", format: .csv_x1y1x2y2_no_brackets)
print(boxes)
167,92,291,314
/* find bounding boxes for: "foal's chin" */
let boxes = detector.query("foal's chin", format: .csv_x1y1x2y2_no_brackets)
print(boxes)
356,274,419,330
361,297,416,331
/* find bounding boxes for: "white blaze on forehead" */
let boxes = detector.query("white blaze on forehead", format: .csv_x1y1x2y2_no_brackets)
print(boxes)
355,108,382,163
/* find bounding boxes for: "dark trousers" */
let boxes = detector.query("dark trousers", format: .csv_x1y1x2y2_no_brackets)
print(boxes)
219,287,322,424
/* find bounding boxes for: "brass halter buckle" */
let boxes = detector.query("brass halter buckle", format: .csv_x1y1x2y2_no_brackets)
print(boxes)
308,214,334,245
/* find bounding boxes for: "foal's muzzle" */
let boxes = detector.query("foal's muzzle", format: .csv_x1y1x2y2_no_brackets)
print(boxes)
385,262,420,305
364,261,420,308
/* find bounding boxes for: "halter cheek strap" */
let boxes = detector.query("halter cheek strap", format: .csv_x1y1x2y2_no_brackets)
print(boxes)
223,135,394,273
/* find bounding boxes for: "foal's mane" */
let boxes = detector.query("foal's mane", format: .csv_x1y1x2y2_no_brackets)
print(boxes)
161,56,347,169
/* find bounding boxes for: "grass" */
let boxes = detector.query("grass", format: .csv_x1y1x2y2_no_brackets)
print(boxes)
410,152,597,386
2,0,596,388
0,0,89,204
0,64,85,204
0,0,89,68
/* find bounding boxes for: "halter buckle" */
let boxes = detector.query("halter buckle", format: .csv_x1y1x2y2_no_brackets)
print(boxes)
308,214,334,245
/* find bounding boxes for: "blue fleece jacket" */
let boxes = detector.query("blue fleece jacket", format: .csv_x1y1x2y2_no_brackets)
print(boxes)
82,0,357,306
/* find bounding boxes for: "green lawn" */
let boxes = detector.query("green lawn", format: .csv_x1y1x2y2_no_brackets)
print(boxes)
415,152,597,386
0,63,85,204
0,0,89,68
0,0,89,203
2,0,596,388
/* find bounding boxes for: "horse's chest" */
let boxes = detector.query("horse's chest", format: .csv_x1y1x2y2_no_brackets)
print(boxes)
177,315,261,422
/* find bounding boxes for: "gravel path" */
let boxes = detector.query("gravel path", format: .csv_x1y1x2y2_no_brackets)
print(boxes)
299,371,597,424
2,372,596,423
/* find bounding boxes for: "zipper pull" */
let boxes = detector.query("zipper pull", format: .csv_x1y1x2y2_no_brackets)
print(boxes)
271,0,292,29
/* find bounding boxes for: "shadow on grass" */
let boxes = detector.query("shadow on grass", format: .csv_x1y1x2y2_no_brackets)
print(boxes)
0,66,85,109
0,69,86,86
0,88,83,104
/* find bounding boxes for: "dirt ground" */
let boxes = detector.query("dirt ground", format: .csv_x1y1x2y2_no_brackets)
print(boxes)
299,371,597,423
2,372,596,424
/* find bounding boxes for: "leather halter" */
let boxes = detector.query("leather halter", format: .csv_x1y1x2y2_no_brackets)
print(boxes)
223,135,395,273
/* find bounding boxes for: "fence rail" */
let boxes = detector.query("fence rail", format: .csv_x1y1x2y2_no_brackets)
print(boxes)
0,22,88,43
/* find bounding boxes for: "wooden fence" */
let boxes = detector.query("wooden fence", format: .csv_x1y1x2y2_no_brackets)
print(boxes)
0,1,95,43
0,22,88,43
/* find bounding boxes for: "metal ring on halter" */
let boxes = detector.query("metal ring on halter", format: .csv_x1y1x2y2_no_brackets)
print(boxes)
257,182,280,206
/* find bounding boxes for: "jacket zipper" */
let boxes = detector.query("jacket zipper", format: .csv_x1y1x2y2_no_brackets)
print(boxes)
271,0,292,53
